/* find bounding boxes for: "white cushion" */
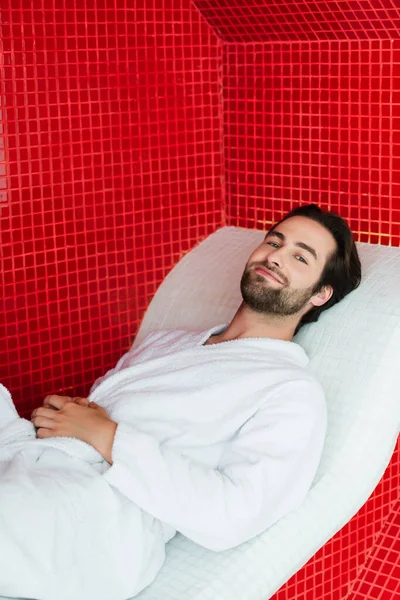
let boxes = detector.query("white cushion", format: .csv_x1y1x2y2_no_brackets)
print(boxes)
133,226,400,600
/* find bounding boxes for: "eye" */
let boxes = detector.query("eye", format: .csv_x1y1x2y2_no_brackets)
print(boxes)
267,241,280,249
295,255,308,265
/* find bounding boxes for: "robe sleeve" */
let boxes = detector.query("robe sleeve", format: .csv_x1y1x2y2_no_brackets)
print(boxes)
103,378,327,551
0,384,36,446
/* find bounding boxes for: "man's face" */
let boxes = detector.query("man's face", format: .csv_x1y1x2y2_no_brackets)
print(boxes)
240,216,337,317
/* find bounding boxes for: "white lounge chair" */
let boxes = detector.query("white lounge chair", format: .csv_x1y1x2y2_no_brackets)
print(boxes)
133,226,400,600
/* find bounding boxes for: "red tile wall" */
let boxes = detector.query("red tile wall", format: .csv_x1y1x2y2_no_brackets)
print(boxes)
0,0,223,415
347,496,400,600
224,40,400,245
0,2,399,599
195,0,400,42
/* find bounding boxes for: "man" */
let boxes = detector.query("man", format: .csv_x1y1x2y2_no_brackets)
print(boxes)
0,204,361,600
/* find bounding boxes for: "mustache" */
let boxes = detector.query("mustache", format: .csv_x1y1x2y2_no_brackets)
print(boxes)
250,262,287,285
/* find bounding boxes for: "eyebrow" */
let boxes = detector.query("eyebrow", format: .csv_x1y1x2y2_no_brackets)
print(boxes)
265,230,318,261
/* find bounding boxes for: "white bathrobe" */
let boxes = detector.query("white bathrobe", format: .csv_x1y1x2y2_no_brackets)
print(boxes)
0,325,327,600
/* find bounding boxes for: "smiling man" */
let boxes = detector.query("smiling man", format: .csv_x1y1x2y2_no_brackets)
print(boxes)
241,217,335,323
0,204,361,600
207,204,361,346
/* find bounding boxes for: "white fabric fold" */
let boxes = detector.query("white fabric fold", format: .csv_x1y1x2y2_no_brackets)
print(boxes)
0,326,326,599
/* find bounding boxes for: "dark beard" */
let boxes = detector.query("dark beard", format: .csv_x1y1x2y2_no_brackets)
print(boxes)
240,268,318,316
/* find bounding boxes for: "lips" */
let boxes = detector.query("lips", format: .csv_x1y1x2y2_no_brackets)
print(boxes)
254,265,284,284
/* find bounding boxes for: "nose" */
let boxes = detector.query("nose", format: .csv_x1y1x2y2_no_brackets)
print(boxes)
267,247,284,269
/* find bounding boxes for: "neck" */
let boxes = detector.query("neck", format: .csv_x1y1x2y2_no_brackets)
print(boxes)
206,303,299,345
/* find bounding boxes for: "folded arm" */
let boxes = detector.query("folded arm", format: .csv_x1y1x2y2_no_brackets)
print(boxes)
104,379,327,551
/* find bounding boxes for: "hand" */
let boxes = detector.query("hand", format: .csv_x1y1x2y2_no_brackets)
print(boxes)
31,395,117,464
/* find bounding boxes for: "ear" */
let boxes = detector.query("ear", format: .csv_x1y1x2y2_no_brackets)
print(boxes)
309,285,333,308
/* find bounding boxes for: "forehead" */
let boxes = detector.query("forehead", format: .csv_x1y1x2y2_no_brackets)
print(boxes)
268,216,337,261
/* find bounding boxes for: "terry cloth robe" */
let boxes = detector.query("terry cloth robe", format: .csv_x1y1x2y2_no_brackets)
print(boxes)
0,325,327,600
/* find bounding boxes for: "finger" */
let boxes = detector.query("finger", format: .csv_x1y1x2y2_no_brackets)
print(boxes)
36,427,57,439
72,397,90,407
31,407,57,420
43,394,73,406
31,415,57,430
43,395,70,411
88,402,109,419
